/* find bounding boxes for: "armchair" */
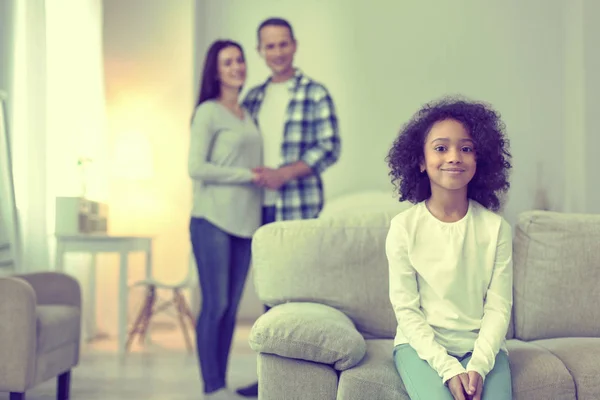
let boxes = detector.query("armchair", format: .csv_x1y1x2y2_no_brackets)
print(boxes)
0,272,81,400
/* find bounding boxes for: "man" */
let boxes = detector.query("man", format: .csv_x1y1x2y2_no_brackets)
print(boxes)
236,17,341,397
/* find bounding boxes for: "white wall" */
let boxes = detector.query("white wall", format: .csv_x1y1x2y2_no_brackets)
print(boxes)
0,1,14,97
101,0,194,332
0,0,16,276
45,0,108,205
194,0,571,226
564,0,587,214
583,0,600,213
194,0,582,319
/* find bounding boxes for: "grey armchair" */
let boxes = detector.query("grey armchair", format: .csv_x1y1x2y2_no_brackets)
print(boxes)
0,272,82,400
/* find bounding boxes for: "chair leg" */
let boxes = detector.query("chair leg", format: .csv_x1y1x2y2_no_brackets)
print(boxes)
173,289,193,353
57,370,71,400
10,392,25,400
137,287,156,345
126,286,155,351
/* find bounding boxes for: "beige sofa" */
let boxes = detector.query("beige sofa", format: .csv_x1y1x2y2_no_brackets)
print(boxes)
248,209,600,400
0,272,82,400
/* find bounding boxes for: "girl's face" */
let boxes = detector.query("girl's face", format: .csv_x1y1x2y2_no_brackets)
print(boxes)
217,45,246,90
420,119,477,195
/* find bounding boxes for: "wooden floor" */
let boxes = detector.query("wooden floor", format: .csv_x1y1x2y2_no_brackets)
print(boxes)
0,323,258,400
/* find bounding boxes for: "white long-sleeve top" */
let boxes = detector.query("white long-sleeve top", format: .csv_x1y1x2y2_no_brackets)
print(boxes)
188,100,263,238
386,199,513,384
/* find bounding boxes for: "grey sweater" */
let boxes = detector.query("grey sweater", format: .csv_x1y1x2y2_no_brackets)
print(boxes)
188,100,263,238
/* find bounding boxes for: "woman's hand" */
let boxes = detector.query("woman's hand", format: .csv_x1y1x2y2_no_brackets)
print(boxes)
252,167,288,190
447,373,470,400
466,371,483,400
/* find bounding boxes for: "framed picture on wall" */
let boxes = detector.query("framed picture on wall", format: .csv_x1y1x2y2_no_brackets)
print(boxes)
0,90,20,274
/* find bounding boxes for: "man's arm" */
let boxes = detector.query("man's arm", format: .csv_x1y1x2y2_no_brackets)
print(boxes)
252,161,312,190
269,161,313,180
254,86,341,189
300,87,341,175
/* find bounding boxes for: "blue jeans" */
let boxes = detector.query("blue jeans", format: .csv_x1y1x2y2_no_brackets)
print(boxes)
190,218,252,394
261,206,275,314
262,205,276,225
393,344,512,400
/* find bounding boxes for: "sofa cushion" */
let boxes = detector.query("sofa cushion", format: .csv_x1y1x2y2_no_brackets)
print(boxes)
532,337,600,399
36,305,80,354
506,339,576,399
251,211,404,339
319,191,410,218
336,339,577,400
506,309,515,340
258,353,338,400
249,302,366,370
513,210,600,340
337,339,409,400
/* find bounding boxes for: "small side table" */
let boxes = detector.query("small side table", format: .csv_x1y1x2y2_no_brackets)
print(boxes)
54,234,153,356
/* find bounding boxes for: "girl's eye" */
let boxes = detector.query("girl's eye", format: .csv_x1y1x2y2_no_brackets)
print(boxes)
434,146,446,152
462,147,474,152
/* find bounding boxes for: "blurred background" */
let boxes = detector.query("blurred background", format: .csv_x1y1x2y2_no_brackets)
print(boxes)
0,0,597,348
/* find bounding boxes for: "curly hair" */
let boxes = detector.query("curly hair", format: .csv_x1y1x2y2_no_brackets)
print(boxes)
386,96,512,211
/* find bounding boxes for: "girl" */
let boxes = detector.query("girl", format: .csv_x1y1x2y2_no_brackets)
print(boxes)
189,40,262,400
385,97,513,400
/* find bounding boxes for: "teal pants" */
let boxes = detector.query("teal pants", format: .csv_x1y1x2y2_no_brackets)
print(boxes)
393,344,512,400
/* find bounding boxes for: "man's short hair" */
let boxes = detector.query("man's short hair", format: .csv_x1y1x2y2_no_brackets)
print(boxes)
257,17,295,44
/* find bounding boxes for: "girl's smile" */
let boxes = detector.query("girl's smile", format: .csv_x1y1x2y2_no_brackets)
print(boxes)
421,119,477,194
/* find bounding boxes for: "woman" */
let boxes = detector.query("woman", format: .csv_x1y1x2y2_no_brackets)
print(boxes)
188,40,262,400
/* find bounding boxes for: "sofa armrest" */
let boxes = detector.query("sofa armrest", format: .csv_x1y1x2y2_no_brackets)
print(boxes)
258,353,338,400
14,272,81,307
249,302,366,370
0,277,38,391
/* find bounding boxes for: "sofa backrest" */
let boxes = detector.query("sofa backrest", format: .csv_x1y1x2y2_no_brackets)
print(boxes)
251,210,401,339
512,210,600,340
251,206,519,340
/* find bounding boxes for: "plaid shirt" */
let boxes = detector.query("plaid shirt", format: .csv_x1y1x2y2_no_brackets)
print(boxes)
242,69,341,221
